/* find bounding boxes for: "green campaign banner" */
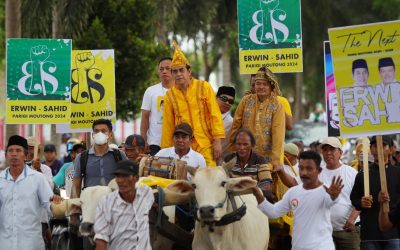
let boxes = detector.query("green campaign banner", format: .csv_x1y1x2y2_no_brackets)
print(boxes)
238,0,303,73
6,39,71,124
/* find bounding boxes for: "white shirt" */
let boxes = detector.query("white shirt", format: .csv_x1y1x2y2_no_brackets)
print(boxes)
295,163,358,231
0,166,54,250
319,164,357,231
283,162,299,178
258,185,335,250
94,186,154,250
156,147,206,179
29,163,54,224
222,111,233,155
141,82,168,146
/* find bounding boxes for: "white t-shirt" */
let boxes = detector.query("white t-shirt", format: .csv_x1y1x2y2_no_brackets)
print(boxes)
141,82,169,146
156,147,206,179
295,163,358,231
319,164,357,231
258,185,335,250
29,164,54,223
283,162,299,178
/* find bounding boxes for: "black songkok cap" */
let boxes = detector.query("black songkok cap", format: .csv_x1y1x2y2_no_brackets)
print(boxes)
378,57,395,69
7,135,28,150
216,86,236,98
352,59,368,72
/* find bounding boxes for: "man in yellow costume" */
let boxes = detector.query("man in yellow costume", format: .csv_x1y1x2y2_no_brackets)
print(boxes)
161,41,225,166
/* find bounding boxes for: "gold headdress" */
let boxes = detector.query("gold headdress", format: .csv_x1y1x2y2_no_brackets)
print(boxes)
171,40,190,68
254,66,281,96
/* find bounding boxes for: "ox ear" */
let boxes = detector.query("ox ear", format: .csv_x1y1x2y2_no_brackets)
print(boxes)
164,180,194,205
166,180,193,194
227,177,257,192
221,156,237,174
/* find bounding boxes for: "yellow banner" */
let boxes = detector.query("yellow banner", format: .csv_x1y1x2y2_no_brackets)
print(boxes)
6,100,70,124
329,21,400,137
70,50,116,129
239,48,303,74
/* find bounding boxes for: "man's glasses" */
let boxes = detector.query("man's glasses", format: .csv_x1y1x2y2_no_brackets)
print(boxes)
219,95,234,105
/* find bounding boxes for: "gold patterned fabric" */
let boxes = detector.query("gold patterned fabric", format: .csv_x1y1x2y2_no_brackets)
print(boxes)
171,40,190,68
230,94,285,166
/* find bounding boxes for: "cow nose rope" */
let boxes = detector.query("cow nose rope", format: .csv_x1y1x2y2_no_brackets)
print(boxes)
195,191,247,232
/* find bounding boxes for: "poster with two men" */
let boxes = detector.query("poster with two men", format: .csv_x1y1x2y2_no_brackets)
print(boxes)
328,20,400,137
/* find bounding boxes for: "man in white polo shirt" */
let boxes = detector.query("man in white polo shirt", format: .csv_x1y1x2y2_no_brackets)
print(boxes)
156,122,206,233
275,137,360,250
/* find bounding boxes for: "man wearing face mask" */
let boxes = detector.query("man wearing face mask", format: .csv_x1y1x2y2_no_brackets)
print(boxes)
72,119,128,197
71,119,128,250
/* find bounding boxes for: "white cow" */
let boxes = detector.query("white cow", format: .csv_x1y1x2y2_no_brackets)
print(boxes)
166,166,270,250
51,183,115,237
51,179,179,249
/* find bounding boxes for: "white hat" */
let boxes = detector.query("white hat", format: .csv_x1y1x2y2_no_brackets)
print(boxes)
320,137,342,150
284,143,299,156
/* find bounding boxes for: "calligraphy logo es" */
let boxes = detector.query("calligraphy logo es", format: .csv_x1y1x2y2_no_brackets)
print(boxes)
17,45,58,96
71,52,105,104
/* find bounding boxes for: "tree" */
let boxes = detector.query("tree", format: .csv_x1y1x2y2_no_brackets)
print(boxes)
4,0,21,140
75,0,169,120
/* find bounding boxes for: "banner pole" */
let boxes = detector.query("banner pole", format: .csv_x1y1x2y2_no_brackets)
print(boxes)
376,135,389,213
362,137,369,197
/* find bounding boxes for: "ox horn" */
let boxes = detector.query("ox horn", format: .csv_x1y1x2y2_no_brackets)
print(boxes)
138,155,150,177
222,156,237,174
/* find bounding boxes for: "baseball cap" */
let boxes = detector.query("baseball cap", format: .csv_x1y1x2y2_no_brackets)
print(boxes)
124,135,145,149
320,137,342,150
113,160,139,175
370,135,393,147
173,123,193,137
284,143,299,156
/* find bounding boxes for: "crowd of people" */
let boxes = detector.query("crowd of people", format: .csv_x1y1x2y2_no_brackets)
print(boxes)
0,41,400,250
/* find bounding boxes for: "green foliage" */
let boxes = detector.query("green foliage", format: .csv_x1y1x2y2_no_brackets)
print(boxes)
74,0,170,120
0,0,5,66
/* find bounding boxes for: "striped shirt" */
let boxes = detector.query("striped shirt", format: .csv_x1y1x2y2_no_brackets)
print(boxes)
224,151,272,183
94,185,154,250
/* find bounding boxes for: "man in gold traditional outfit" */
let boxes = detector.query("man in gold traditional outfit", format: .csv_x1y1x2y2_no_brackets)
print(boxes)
230,66,285,168
161,41,225,166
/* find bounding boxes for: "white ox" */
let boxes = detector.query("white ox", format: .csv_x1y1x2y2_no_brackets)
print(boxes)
166,166,270,250
51,179,179,249
51,181,117,237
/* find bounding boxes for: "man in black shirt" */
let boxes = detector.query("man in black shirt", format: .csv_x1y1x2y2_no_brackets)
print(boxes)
350,135,400,249
378,191,400,234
